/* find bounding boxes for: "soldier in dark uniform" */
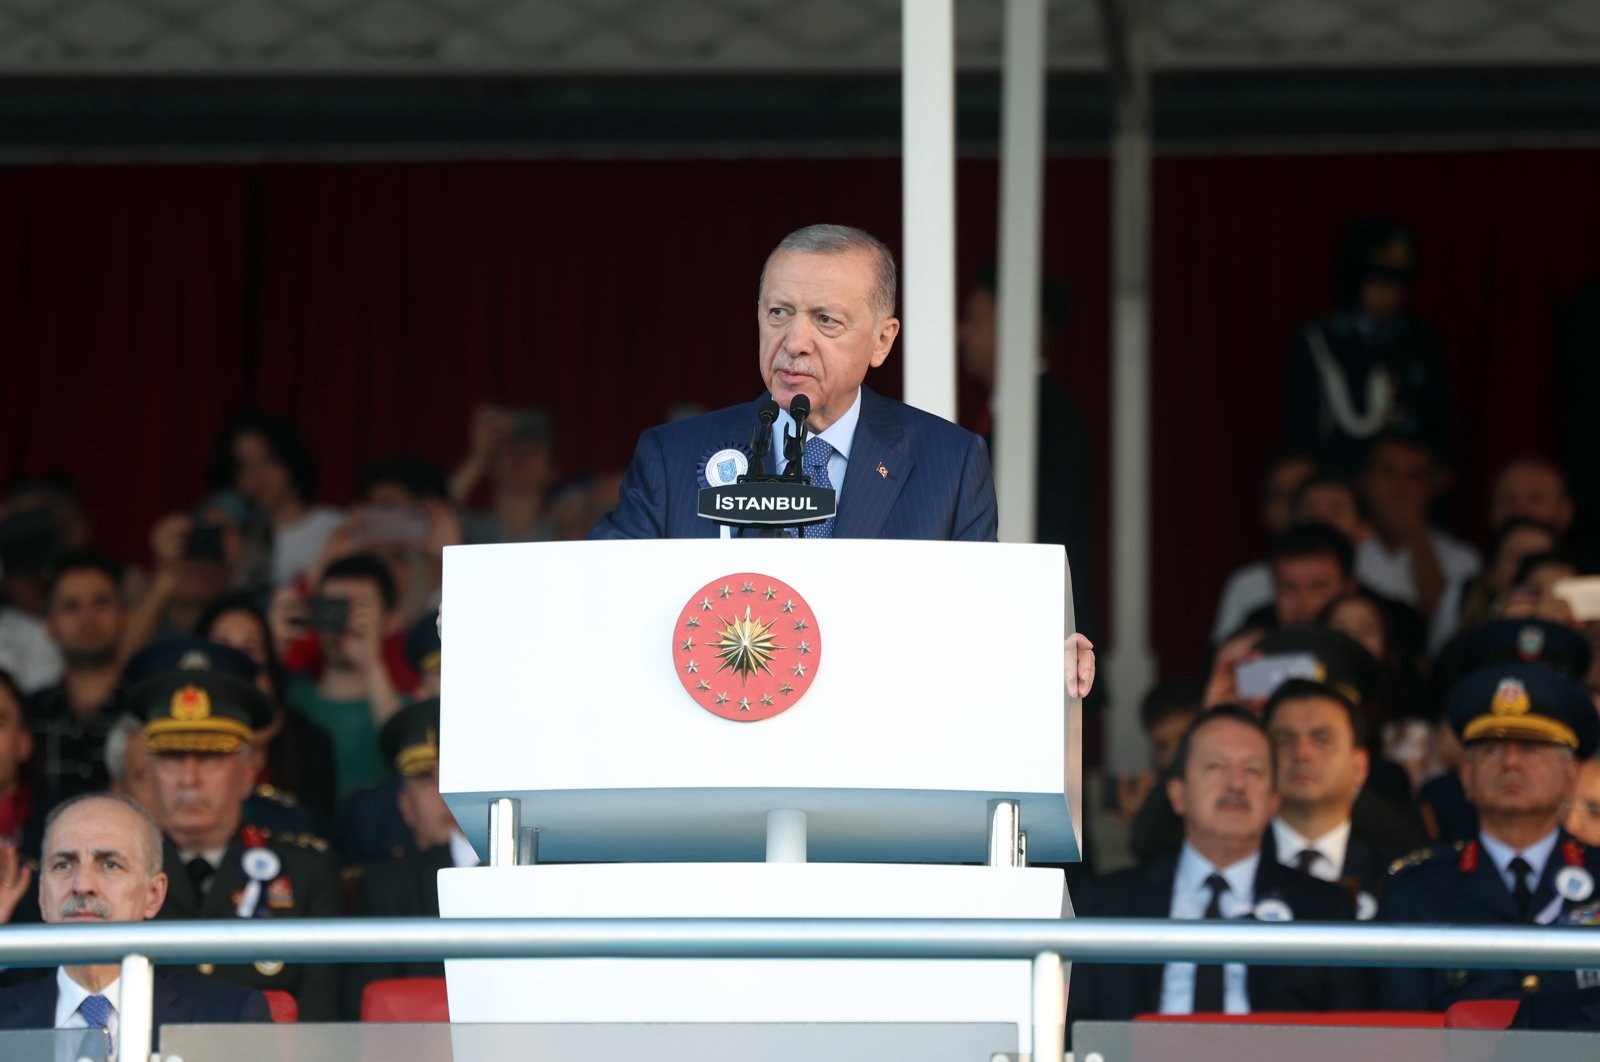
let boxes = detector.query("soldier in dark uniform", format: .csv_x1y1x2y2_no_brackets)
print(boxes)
1380,663,1600,1010
1419,618,1593,844
345,698,474,1015
1283,220,1452,476
127,643,346,1021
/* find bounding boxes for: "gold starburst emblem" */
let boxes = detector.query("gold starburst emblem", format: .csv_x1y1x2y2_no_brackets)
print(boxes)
674,572,820,723
710,606,784,685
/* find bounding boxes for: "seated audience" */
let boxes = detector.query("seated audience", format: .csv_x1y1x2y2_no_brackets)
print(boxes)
1381,664,1600,1009
0,792,268,1052
1564,757,1600,848
129,644,345,1020
1211,453,1317,643
1263,679,1393,904
346,698,476,1013
29,551,129,798
209,415,344,588
277,555,405,804
200,594,336,826
123,491,271,646
1489,457,1574,535
1071,706,1365,1030
1356,431,1480,653
1451,518,1561,638
449,405,560,545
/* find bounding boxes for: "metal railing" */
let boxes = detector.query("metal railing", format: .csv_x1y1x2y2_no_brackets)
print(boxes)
6,917,1599,1061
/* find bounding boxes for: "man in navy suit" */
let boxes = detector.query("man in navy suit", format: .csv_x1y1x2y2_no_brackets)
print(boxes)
590,224,1097,696
591,223,998,543
0,792,268,1051
1069,706,1365,1034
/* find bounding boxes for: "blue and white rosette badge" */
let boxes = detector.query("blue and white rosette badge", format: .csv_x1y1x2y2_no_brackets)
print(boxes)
1558,865,1595,903
1253,898,1293,923
704,448,749,488
237,847,283,918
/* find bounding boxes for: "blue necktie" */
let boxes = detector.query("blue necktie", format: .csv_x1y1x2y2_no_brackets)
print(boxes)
78,994,112,1030
801,436,836,538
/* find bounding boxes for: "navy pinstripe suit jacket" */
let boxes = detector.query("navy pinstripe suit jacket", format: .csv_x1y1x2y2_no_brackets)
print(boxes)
589,386,998,541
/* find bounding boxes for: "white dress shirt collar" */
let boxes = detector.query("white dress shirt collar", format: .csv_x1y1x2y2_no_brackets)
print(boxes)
1271,817,1352,882
54,966,120,1035
1479,828,1560,894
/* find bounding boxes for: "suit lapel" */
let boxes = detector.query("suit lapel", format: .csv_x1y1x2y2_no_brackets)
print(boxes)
835,387,909,539
1465,853,1521,921
160,839,201,917
1135,859,1178,1006
201,836,248,919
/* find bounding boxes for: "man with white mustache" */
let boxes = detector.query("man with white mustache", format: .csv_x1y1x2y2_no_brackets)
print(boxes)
1069,705,1365,1029
128,642,346,1021
0,792,267,1052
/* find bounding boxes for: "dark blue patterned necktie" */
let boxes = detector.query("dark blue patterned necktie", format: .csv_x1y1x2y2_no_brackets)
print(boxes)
78,994,111,1029
801,436,836,538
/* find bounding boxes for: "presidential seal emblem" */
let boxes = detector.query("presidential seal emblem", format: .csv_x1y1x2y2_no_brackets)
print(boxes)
674,573,820,722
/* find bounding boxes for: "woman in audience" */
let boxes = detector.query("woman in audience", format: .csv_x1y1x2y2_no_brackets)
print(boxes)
199,593,337,826
208,415,345,588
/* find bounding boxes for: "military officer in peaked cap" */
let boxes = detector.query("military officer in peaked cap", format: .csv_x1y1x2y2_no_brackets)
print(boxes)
127,641,345,1021
345,698,477,1016
1379,663,1600,1010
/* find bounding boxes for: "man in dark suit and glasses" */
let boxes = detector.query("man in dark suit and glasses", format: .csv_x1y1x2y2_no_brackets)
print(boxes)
0,792,267,1054
1069,706,1365,1031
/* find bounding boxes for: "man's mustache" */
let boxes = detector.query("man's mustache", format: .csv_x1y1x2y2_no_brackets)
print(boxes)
59,895,111,919
771,356,815,379
1214,793,1250,810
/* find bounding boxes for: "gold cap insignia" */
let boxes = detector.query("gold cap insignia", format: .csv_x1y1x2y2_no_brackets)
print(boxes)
395,726,441,777
1492,678,1531,717
171,684,212,722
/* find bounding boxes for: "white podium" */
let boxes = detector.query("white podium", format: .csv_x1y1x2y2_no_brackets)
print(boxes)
437,539,1081,1054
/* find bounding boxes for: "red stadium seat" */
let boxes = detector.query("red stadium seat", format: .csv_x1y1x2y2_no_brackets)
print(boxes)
1134,1011,1445,1027
361,977,450,1022
263,990,299,1023
1443,999,1520,1029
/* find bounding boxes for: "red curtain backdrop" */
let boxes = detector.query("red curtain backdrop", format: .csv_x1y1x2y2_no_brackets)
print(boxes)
3,148,1596,678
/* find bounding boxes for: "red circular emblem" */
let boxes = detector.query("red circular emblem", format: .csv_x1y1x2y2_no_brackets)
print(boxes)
673,573,821,722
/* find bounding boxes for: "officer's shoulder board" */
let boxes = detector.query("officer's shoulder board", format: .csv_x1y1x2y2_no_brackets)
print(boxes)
253,783,300,809
260,828,331,854
1388,840,1464,877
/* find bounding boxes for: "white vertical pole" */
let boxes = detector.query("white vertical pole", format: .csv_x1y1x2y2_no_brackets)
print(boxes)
1031,950,1067,1061
1106,0,1157,773
118,952,155,1062
901,0,957,422
995,0,1047,545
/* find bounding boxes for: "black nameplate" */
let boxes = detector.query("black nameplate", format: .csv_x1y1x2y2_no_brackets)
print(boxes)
698,481,837,527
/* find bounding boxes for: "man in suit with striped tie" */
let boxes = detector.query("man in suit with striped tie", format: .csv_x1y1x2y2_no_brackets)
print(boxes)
591,223,999,544
0,792,267,1054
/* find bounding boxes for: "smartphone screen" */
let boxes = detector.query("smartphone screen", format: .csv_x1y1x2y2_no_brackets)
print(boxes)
1235,652,1320,700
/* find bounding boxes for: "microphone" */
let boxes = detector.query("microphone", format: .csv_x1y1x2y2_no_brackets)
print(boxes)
784,395,811,477
750,399,780,475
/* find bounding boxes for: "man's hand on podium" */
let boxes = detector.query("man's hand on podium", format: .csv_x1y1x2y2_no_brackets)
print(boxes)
1065,633,1095,700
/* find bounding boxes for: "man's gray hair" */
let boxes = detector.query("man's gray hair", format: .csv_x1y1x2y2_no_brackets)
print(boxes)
42,791,165,880
760,224,898,321
103,712,144,784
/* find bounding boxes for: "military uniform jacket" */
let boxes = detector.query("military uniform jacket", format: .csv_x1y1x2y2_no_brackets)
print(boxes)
155,829,345,1020
1378,831,1600,1010
1068,852,1368,1030
343,843,451,1018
